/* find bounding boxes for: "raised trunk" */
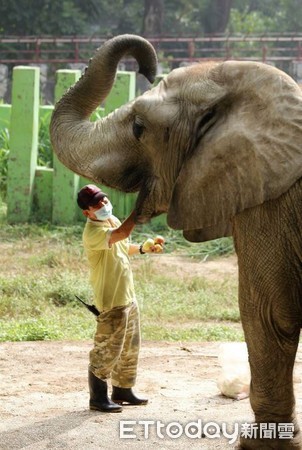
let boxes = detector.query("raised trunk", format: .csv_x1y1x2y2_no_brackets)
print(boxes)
50,34,157,181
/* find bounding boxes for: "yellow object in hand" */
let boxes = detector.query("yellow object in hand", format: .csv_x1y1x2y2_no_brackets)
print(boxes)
142,236,165,253
142,238,155,253
153,243,163,253
154,235,165,245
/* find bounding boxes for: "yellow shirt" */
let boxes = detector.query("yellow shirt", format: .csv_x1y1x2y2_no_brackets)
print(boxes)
82,216,136,312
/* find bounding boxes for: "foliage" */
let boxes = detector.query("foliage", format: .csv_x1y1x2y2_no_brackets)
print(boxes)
38,111,53,167
226,0,302,68
0,318,63,341
0,0,301,68
231,0,302,34
1,0,302,39
162,0,211,36
0,127,9,200
278,0,302,33
228,7,277,35
0,0,87,35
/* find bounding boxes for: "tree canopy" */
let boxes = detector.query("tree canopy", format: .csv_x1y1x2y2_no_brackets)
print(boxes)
0,0,301,37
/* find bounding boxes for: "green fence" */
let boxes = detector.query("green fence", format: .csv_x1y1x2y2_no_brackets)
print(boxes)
0,66,166,226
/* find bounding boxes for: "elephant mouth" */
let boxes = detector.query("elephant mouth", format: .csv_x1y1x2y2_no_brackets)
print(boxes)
134,175,166,223
108,164,162,223
118,164,151,193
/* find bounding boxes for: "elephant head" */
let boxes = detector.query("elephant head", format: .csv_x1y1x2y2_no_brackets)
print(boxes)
50,34,302,242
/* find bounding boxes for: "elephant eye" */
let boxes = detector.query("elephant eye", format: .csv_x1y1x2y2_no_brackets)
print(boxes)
133,118,145,140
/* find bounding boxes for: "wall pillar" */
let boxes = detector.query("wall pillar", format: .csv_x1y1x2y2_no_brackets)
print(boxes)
7,66,40,223
52,69,81,224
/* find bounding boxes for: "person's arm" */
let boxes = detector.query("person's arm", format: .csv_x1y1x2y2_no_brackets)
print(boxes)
128,244,141,256
128,239,165,256
108,210,165,255
108,210,136,245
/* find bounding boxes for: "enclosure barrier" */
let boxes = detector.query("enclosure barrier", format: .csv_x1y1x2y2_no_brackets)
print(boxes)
1,35,302,66
0,66,166,225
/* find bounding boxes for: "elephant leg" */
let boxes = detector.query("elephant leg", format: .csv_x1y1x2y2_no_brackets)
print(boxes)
234,231,302,449
239,303,301,449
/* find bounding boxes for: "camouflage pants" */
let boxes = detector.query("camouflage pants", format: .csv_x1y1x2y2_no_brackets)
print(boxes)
89,301,141,388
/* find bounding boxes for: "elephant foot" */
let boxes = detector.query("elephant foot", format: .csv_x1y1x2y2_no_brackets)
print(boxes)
238,431,302,449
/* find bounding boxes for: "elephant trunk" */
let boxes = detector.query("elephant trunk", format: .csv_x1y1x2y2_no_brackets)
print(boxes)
50,35,158,181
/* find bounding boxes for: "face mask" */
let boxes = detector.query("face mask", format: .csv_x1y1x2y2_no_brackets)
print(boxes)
94,201,113,221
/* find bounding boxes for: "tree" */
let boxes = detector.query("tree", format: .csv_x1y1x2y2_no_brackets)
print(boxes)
0,0,87,35
203,0,233,34
142,0,165,36
230,0,302,34
116,0,143,35
1,0,302,39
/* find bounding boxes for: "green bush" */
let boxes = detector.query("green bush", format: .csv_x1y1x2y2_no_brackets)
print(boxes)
0,318,61,341
0,127,9,200
38,110,53,167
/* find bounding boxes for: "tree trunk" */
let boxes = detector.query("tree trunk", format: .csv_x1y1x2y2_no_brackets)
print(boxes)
142,0,164,36
204,0,233,34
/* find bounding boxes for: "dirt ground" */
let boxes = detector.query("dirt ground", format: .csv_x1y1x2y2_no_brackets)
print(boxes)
1,255,302,450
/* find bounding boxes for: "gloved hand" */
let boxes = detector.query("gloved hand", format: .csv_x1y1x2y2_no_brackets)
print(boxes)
141,235,165,253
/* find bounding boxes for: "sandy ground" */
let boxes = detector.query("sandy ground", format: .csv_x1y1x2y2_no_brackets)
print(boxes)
1,255,302,449
0,340,251,450
1,340,302,450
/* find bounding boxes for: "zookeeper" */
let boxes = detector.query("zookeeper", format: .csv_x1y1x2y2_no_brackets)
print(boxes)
77,184,164,413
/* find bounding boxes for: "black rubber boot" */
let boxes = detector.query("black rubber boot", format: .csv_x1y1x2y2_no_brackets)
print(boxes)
88,370,122,413
111,386,148,405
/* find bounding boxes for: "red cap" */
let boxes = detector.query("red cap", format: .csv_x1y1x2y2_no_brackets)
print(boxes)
77,184,107,210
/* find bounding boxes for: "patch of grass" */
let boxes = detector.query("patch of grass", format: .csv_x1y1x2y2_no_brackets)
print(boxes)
135,260,239,322
141,323,244,342
0,272,93,317
0,222,84,242
0,223,239,342
0,308,96,342
0,318,63,341
137,277,239,322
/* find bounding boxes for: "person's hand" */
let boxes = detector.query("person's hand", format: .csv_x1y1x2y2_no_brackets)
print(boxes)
141,235,165,253
153,235,165,253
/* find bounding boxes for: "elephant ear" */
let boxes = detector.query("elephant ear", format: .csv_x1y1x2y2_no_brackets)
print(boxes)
167,61,302,242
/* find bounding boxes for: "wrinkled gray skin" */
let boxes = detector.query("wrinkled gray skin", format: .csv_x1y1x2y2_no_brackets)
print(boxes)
50,35,302,449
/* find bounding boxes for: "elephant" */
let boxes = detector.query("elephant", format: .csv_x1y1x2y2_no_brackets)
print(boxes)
50,34,302,449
